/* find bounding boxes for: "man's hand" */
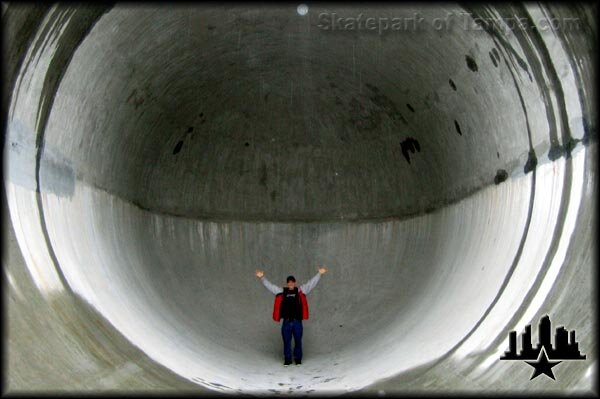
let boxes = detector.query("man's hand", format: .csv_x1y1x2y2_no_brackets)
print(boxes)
255,269,264,278
318,266,328,274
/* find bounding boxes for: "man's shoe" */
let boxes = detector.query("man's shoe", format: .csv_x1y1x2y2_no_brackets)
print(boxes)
284,359,292,366
294,359,302,365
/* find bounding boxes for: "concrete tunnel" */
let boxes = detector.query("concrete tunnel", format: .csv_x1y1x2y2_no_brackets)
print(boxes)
2,2,597,395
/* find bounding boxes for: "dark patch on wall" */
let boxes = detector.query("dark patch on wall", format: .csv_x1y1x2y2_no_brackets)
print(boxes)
187,126,193,133
465,55,478,72
259,162,268,187
173,140,184,155
406,103,415,113
524,150,538,174
454,120,463,136
365,83,379,92
489,51,498,67
126,88,145,109
494,169,508,184
449,78,457,91
207,25,216,30
400,137,421,164
270,190,277,201
548,143,564,161
564,137,580,158
264,92,269,102
497,151,500,158
245,142,250,147
366,87,408,126
491,48,500,62
348,97,381,130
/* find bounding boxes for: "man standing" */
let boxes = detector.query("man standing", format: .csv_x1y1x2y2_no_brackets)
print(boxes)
255,266,328,366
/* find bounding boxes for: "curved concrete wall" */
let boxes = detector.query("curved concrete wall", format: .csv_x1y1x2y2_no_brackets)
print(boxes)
3,3,597,395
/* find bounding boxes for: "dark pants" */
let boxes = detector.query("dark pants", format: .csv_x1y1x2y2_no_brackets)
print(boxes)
281,319,303,361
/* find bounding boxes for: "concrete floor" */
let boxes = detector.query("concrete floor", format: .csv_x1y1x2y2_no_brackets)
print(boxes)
2,3,597,396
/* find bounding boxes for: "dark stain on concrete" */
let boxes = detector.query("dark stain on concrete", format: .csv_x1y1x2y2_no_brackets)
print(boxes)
449,78,457,91
259,162,268,187
365,83,379,92
497,151,500,158
264,92,269,102
127,88,145,109
207,25,216,30
564,137,580,159
492,47,500,62
406,103,415,113
173,140,184,155
245,142,250,147
454,120,463,136
494,169,508,184
270,190,277,201
400,137,421,164
524,150,538,174
465,55,478,72
489,51,498,67
367,87,408,125
187,126,193,133
548,143,564,161
349,97,381,130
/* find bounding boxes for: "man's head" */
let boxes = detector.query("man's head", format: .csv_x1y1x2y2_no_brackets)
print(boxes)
286,275,296,289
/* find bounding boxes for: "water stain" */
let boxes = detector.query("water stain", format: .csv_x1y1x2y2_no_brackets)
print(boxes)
245,142,250,147
497,151,500,158
449,78,457,91
494,169,508,184
454,120,463,136
465,55,478,72
173,140,184,155
400,137,421,164
187,126,194,133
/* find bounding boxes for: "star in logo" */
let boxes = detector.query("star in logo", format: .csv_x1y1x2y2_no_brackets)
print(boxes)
525,347,561,380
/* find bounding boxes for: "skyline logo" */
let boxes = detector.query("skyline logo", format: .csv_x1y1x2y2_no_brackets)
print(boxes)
500,314,586,380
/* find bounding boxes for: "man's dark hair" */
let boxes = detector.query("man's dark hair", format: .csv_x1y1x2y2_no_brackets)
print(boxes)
286,275,296,283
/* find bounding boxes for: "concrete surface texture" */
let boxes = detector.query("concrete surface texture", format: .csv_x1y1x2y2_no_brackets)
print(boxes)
2,2,597,396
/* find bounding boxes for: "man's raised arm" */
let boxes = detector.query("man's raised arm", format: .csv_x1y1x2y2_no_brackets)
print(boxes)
300,265,328,294
255,269,282,295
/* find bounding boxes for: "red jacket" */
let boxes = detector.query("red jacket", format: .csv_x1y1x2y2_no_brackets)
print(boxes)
273,289,309,321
